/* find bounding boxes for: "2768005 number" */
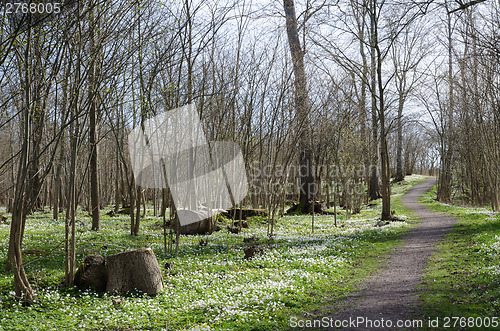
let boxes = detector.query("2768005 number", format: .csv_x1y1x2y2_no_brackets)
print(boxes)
443,316,498,328
5,2,62,15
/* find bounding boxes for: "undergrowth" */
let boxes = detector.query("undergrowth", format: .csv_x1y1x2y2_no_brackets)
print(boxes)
0,175,429,331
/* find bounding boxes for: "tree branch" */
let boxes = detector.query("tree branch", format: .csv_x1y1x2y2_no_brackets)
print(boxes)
448,0,487,14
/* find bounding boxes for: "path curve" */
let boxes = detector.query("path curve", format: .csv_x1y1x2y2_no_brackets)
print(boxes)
323,177,456,330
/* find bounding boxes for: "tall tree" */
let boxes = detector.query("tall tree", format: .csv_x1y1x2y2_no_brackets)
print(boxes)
89,0,101,230
6,7,70,300
437,1,455,202
8,21,36,303
283,0,316,212
437,0,487,201
368,0,392,219
392,24,428,182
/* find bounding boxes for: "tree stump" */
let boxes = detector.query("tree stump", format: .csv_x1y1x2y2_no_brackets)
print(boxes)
106,248,164,295
74,254,107,292
243,245,266,260
176,210,215,235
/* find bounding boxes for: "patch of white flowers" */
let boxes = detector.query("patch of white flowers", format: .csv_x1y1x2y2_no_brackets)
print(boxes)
475,231,500,276
0,204,417,330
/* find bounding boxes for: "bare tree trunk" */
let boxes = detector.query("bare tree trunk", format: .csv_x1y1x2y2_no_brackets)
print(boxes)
89,2,101,230
369,1,381,200
142,190,146,218
438,7,454,202
395,91,405,182
283,0,315,212
359,43,370,203
134,186,141,235
373,1,391,220
160,188,167,217
65,142,77,286
89,77,100,230
7,26,35,302
65,68,80,287
53,146,63,221
114,146,120,213
27,34,44,213
129,177,136,236
334,178,339,227
10,209,34,303
53,63,68,220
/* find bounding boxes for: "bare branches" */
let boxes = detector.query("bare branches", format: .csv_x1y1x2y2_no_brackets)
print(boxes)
448,0,488,14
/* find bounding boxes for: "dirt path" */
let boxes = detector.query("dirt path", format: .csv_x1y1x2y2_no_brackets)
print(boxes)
321,177,456,330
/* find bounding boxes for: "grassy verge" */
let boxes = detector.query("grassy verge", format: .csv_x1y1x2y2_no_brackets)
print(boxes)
417,187,500,329
0,175,428,331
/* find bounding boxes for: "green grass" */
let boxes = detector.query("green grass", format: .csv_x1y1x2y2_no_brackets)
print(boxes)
0,175,429,331
391,174,431,219
417,187,500,329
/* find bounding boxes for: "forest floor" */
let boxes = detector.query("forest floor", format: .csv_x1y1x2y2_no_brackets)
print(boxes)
317,178,500,331
1,175,498,330
0,175,427,331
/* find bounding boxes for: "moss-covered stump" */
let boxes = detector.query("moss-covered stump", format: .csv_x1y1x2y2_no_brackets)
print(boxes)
74,254,107,292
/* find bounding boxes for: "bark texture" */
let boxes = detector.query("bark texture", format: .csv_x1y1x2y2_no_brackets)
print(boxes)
175,210,215,235
106,248,164,295
283,0,316,212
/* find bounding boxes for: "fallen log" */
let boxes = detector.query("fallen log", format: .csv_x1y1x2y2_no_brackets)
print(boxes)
286,201,333,215
222,208,268,220
175,210,215,235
